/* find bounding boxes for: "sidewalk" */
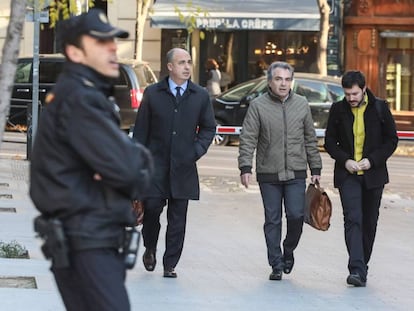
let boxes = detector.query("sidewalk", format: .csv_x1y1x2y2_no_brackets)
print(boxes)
0,149,413,311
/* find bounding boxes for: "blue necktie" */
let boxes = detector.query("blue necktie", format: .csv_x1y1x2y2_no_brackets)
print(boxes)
175,86,182,101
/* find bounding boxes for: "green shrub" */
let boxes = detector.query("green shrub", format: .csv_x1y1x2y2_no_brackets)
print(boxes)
0,240,29,259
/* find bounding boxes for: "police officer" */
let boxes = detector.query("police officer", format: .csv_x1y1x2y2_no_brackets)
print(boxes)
30,9,152,311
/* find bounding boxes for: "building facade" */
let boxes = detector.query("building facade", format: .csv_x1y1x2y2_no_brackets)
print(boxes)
344,0,414,130
151,0,343,88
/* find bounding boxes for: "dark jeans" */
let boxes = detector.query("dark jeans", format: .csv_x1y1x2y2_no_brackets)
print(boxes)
142,198,189,269
52,248,129,311
259,179,306,269
339,175,383,281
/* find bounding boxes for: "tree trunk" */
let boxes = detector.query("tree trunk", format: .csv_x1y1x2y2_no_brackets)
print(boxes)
225,33,234,88
135,0,152,61
317,0,330,76
0,0,27,144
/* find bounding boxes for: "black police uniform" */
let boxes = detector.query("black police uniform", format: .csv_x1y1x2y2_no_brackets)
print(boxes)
30,9,151,311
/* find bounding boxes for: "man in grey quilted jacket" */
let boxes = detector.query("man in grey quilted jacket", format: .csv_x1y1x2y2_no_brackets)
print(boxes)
238,61,322,281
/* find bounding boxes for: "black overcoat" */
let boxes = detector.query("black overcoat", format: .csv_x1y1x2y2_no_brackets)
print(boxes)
324,89,398,189
133,77,216,200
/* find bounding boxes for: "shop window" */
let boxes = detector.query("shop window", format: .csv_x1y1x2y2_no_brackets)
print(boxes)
383,36,414,112
248,31,318,78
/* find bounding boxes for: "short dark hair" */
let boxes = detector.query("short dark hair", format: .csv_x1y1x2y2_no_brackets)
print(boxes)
341,70,366,89
266,61,294,81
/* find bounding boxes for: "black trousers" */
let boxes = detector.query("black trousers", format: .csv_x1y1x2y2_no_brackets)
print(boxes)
52,248,129,311
339,175,383,281
142,198,189,269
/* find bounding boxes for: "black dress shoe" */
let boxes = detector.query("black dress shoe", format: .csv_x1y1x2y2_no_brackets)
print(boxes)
142,249,156,271
163,268,177,278
283,254,295,274
269,268,283,281
346,273,366,287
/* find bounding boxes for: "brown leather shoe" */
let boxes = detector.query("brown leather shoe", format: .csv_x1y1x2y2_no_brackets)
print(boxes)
142,249,156,271
163,268,177,278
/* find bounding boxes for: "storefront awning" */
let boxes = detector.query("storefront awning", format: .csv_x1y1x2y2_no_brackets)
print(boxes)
150,0,320,31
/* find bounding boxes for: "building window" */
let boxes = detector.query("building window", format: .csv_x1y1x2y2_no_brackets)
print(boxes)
383,37,414,112
248,31,319,78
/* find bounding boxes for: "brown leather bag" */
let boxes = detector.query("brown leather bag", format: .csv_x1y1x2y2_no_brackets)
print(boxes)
304,181,332,231
132,200,144,226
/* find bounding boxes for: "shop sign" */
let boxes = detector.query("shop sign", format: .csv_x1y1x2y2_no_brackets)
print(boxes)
196,18,275,30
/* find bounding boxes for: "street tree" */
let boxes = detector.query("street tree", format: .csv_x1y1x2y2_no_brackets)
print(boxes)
0,0,27,144
134,0,152,61
316,0,330,75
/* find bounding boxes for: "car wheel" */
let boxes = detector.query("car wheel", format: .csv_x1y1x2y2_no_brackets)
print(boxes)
213,121,230,146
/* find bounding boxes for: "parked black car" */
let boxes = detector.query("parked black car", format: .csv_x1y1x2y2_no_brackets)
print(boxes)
8,54,157,131
212,72,344,145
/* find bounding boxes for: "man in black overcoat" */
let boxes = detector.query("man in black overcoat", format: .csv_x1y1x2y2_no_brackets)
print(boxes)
133,48,216,278
324,70,398,287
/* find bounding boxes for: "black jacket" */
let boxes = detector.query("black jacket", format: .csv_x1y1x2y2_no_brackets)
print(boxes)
133,77,216,200
324,88,398,189
30,62,152,250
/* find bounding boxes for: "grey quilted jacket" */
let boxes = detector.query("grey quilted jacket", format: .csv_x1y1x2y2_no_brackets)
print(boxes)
238,90,322,182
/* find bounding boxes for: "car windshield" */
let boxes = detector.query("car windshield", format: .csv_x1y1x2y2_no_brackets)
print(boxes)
249,78,268,94
294,79,329,103
133,64,157,88
219,79,262,102
327,83,345,102
14,61,32,83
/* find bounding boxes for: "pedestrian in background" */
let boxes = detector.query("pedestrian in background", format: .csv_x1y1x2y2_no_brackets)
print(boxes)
254,59,268,78
238,61,322,281
133,48,216,278
324,70,398,287
205,58,222,99
30,9,153,311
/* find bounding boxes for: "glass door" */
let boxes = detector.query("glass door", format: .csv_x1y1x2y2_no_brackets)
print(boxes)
379,36,414,112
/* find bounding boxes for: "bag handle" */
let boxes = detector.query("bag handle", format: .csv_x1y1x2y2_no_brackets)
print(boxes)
313,179,322,191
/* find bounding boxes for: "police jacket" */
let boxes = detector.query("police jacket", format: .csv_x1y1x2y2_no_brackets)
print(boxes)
324,88,398,189
133,77,216,200
238,88,322,182
30,62,152,250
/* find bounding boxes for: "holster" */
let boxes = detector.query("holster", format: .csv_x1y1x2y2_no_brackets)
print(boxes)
34,215,70,269
122,227,140,269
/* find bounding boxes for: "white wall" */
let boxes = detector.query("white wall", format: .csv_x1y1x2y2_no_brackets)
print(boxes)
108,0,162,76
